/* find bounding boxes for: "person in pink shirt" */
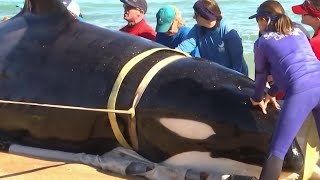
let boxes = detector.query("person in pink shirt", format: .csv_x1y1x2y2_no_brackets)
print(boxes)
292,0,320,60
119,0,156,41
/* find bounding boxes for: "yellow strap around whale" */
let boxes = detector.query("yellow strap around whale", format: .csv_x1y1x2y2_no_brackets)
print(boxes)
303,117,319,180
107,48,190,149
0,47,189,151
128,54,186,150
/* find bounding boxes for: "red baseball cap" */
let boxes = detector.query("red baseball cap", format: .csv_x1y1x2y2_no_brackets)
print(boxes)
292,0,320,17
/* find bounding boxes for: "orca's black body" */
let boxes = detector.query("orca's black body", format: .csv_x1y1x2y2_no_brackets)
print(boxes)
0,0,304,177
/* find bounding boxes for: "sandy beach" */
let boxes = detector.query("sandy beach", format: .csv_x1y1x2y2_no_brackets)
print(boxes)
0,147,318,180
0,115,318,180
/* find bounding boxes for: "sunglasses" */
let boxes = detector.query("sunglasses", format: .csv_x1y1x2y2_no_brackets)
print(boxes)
255,17,268,22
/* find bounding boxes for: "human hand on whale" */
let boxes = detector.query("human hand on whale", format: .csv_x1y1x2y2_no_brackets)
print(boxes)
250,94,281,114
264,94,281,110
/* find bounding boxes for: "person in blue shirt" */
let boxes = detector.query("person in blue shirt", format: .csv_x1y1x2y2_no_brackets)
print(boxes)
176,0,248,75
155,5,199,57
249,0,320,179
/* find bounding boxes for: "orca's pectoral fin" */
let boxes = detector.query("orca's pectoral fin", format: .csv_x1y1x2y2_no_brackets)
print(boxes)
283,138,304,173
125,162,155,175
0,137,11,152
224,175,258,180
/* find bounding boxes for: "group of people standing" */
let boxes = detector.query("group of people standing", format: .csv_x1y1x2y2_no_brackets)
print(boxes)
120,0,320,179
119,0,248,75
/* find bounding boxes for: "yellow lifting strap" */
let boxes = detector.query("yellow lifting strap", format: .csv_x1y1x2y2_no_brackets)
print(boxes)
0,48,189,151
303,117,319,180
107,48,190,149
128,54,186,150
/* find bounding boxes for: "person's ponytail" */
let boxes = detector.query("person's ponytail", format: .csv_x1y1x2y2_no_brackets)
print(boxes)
271,14,293,35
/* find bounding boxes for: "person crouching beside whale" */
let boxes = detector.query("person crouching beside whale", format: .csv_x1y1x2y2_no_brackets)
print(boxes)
119,0,156,41
155,5,199,57
248,0,320,179
176,0,248,75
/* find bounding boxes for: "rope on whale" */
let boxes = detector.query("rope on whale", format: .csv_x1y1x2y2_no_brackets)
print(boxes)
107,47,190,150
0,48,190,150
0,48,317,178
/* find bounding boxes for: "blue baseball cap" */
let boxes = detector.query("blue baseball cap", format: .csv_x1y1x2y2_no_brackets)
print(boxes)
248,7,278,20
156,6,175,33
249,8,270,19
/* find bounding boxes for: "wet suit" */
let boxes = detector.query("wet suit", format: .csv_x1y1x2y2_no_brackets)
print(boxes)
259,22,311,100
252,28,320,179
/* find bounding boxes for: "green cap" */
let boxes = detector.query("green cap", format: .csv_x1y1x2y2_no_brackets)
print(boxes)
156,6,175,33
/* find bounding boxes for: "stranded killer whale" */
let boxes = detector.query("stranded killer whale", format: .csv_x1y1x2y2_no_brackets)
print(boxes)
0,0,304,178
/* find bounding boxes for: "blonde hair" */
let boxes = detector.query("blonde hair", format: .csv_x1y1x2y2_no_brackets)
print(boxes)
1,16,10,22
259,0,293,35
170,5,185,28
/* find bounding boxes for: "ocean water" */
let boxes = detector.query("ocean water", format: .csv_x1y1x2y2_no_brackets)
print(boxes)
0,0,310,78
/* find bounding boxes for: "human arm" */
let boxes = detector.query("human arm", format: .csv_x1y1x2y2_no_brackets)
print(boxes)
250,42,269,113
250,79,281,115
251,42,268,102
265,76,281,109
250,98,267,114
225,29,248,75
264,93,281,110
176,26,198,54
